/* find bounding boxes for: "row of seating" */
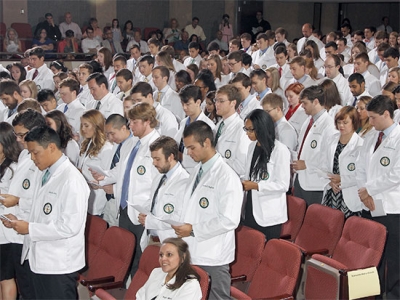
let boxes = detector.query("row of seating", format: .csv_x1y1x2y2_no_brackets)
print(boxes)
0,22,33,52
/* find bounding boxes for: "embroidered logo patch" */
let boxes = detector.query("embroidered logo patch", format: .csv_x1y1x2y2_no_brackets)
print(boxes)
347,163,355,171
310,140,317,149
22,179,30,190
225,149,232,159
261,171,269,180
137,165,146,175
163,203,174,214
199,197,209,209
43,203,52,215
380,157,390,167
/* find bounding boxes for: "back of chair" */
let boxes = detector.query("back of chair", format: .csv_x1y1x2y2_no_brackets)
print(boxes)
280,195,307,240
0,22,6,37
230,225,265,282
332,216,387,269
192,265,210,300
247,239,302,298
295,204,345,255
124,245,161,300
143,27,159,40
84,214,108,270
86,227,135,282
11,23,33,39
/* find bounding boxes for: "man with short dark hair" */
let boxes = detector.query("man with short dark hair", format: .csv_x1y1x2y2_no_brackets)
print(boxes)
364,26,376,50
184,17,206,42
4,125,89,299
85,72,123,118
102,26,123,55
230,73,261,120
240,32,253,54
209,31,228,53
356,95,400,299
109,55,127,95
136,55,156,90
285,56,318,89
354,52,381,96
347,73,371,106
324,55,352,105
292,85,336,205
26,47,55,91
271,46,293,88
81,26,101,54
0,79,24,123
37,89,58,112
116,69,134,100
252,32,275,70
172,120,242,300
34,12,61,41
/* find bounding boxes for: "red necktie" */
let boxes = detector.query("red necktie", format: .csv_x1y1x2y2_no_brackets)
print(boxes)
373,132,384,152
279,67,282,77
298,117,314,159
32,69,39,80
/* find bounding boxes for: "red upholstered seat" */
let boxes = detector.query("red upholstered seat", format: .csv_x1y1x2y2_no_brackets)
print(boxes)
280,195,307,241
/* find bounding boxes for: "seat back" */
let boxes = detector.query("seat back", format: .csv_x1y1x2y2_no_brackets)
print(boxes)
332,216,387,269
295,204,344,255
86,226,135,282
11,22,32,39
247,239,302,298
192,265,210,300
124,245,161,299
143,27,159,40
0,22,6,37
84,214,108,270
230,225,265,282
280,195,307,240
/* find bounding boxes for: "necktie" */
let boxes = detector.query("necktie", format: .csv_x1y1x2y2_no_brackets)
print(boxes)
297,117,314,159
157,91,162,102
215,121,225,145
279,67,283,77
237,103,244,115
191,58,195,64
256,95,260,101
8,108,15,118
192,166,203,195
111,79,117,93
110,40,116,54
63,105,68,113
106,143,122,201
32,69,39,80
120,140,141,209
144,77,149,83
79,87,83,94
95,101,101,110
150,175,167,212
41,169,50,186
373,132,384,152
352,96,357,107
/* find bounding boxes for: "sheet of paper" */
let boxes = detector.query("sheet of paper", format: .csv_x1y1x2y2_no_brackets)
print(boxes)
132,205,150,215
86,163,108,176
348,267,380,300
371,199,387,217
157,218,184,227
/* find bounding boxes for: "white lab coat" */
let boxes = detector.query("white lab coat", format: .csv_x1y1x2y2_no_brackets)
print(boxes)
174,112,216,175
276,117,298,161
319,131,364,212
244,141,290,226
155,85,185,122
356,124,400,213
78,141,113,215
287,106,308,136
182,154,242,266
154,103,179,138
239,95,261,120
85,93,124,119
252,47,275,70
136,268,202,300
26,64,55,91
296,112,336,191
57,98,85,136
215,113,251,177
22,158,89,274
331,73,353,106
140,164,189,250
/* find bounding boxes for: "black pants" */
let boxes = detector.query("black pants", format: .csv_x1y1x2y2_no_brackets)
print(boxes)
293,176,323,206
119,207,144,278
12,244,36,300
362,210,400,299
31,271,78,299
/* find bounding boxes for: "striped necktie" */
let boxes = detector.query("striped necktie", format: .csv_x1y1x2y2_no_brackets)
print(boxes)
215,121,225,145
41,169,50,186
192,166,203,195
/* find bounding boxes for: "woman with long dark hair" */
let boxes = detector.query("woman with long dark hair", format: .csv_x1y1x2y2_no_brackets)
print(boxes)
45,110,79,166
0,122,22,300
136,238,201,299
241,109,290,239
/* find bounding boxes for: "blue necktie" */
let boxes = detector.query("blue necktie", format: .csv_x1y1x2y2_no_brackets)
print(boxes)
120,140,141,209
63,105,68,113
106,143,122,201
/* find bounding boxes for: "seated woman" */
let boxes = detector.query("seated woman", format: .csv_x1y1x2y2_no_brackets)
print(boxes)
58,30,79,59
32,28,55,58
241,109,290,239
136,238,202,300
3,28,22,55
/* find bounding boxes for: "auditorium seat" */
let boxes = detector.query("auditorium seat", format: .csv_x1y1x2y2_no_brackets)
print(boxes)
280,195,307,241
304,216,387,300
231,239,302,299
230,225,265,292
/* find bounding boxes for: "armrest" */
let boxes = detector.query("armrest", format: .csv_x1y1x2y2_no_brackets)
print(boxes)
302,248,329,257
88,281,124,292
279,234,292,240
80,276,115,286
265,294,293,300
231,275,247,283
230,286,251,300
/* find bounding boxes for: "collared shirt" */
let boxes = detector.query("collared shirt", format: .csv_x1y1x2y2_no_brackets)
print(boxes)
258,87,271,100
312,109,326,123
199,152,220,175
165,162,180,180
382,122,397,140
297,75,308,84
46,154,68,179
241,93,253,108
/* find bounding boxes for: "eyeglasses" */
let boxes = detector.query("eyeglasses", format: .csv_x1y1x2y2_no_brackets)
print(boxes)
214,98,228,104
228,61,239,67
243,126,255,133
14,131,29,139
264,107,276,113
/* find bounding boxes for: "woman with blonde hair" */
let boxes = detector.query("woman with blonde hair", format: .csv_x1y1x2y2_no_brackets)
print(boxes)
387,67,400,84
3,28,22,55
286,43,298,63
19,79,38,99
163,18,180,44
356,96,374,138
207,54,229,88
344,42,379,78
156,50,177,90
389,31,398,48
304,58,320,81
78,109,113,216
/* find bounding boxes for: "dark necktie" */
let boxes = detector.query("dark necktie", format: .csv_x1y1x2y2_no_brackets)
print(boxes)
106,143,122,201
32,69,39,80
298,117,314,159
63,105,68,113
95,101,101,110
191,166,203,195
373,132,384,153
150,175,167,212
352,96,357,107
215,121,225,145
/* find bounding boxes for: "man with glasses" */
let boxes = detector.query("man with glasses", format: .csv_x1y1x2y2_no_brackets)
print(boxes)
213,84,250,177
102,26,123,55
250,69,271,101
226,51,246,79
324,54,352,106
229,73,260,120
81,26,101,54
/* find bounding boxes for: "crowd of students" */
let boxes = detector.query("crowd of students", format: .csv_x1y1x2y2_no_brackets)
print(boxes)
0,11,399,300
